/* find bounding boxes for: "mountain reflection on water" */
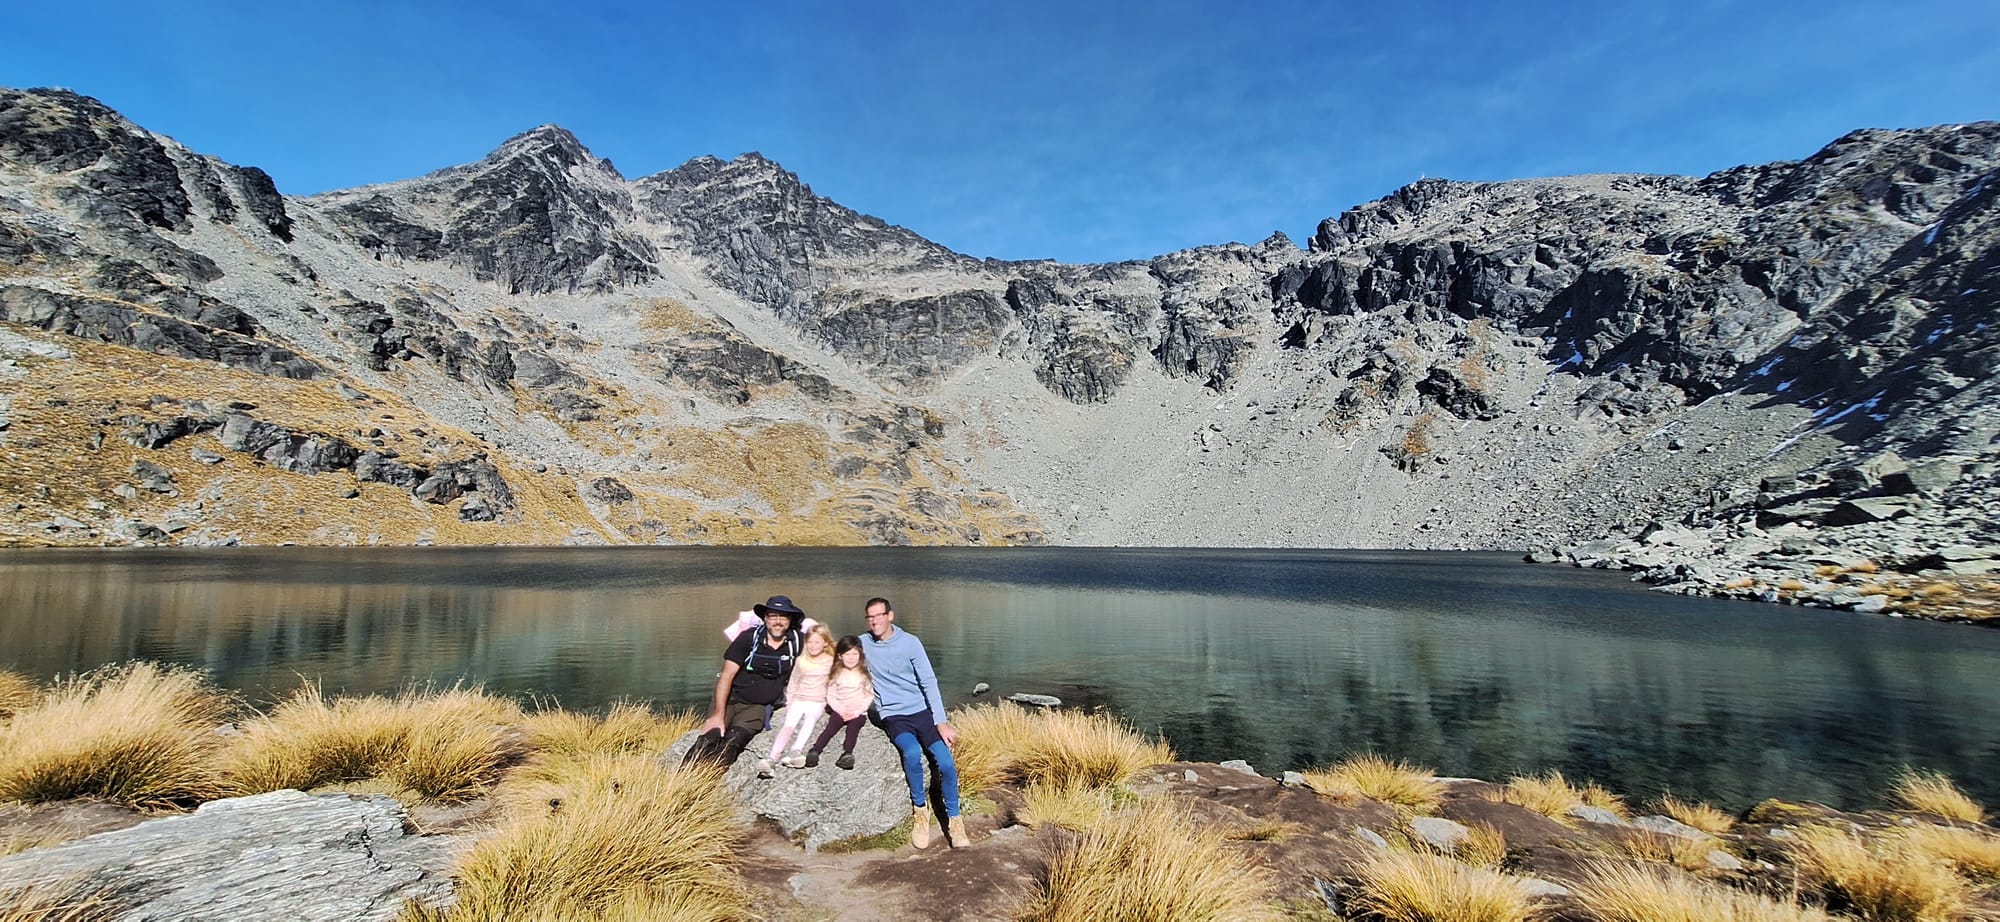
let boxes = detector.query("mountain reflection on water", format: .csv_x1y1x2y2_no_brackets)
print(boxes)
3,547,1996,811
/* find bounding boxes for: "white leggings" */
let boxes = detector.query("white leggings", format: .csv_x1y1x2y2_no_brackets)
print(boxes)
767,702,823,756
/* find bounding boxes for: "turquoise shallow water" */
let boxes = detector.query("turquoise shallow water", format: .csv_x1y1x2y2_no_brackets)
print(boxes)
3,546,1997,810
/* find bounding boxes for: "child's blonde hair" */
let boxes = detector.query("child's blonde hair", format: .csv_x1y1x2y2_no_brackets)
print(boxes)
831,635,871,680
803,624,836,657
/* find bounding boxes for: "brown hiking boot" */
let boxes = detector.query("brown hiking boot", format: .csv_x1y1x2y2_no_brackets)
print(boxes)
911,806,931,849
947,815,971,848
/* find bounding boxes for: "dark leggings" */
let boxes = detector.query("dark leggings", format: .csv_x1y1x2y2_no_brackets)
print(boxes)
810,711,866,754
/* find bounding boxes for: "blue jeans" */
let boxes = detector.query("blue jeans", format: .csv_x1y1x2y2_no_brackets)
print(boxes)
878,712,960,817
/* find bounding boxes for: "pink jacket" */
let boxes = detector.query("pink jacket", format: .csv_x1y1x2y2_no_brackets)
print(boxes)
825,671,875,721
786,654,833,705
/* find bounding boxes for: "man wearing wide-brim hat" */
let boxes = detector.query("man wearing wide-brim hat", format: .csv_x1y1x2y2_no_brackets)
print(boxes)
687,595,806,767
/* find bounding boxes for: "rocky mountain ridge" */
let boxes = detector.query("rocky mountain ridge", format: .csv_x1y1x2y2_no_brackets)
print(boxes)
1,86,1995,617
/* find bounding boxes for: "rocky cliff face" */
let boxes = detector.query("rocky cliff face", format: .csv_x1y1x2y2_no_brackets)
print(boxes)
1,86,1995,606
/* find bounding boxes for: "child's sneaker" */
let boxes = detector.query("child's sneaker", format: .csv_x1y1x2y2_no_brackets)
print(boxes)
804,751,821,768
781,754,806,769
836,751,855,770
755,758,774,779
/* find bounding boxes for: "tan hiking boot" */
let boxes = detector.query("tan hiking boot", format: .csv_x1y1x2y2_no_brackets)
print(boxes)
911,806,931,849
947,815,971,848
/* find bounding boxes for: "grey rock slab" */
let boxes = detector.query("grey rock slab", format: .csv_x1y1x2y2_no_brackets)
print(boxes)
1217,759,1260,777
1517,878,1573,899
1352,826,1390,851
0,790,453,922
1706,849,1746,871
1566,804,1630,826
1281,770,1308,787
662,715,910,852
1407,816,1470,852
1631,814,1713,841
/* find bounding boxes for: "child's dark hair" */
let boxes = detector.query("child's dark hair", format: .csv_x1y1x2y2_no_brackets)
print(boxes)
832,634,871,680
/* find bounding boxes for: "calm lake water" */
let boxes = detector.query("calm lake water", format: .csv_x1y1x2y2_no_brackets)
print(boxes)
3,547,1996,811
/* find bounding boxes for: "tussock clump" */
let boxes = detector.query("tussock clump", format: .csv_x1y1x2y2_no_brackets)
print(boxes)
1019,781,1122,832
1349,849,1537,922
1888,769,1987,824
379,687,524,803
951,704,1172,794
225,685,409,794
1494,770,1626,823
1017,798,1280,922
0,662,233,810
407,754,748,921
0,875,124,922
1571,861,1835,921
1455,823,1510,869
1302,753,1443,813
949,702,1040,795
522,702,699,759
1653,793,1735,835
225,683,523,803
1790,824,1969,922
1898,823,2000,881
1614,830,1718,871
0,670,38,720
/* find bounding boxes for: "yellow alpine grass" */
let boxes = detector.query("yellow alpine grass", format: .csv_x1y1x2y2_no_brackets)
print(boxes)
406,754,748,921
1302,753,1444,813
0,663,233,810
1571,861,1834,921
1349,849,1539,922
1017,798,1280,922
1887,769,1986,824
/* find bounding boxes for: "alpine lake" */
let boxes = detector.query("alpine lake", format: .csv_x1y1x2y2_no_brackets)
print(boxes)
3,546,1996,812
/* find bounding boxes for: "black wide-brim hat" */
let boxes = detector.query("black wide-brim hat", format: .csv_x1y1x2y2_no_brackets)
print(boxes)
753,595,805,618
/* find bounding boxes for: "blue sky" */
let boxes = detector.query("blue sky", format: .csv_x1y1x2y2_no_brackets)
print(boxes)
8,0,1998,263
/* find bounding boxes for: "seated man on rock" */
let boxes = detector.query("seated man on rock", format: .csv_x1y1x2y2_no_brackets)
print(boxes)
686,595,805,767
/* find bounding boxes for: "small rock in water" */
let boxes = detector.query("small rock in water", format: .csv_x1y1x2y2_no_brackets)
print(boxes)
971,682,990,696
1005,693,1061,708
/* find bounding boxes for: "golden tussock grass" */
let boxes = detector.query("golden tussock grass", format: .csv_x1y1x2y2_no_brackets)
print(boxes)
0,876,123,922
1455,823,1510,869
224,685,410,794
406,754,748,922
1225,816,1305,843
1888,769,1987,824
1016,798,1281,922
0,662,233,810
1613,831,1717,871
1570,861,1834,922
1349,849,1538,922
521,702,700,759
1790,824,1969,922
1019,781,1122,832
0,670,38,719
1301,753,1444,813
1897,823,2000,881
951,704,1173,794
1653,793,1735,834
224,683,523,803
1493,771,1627,823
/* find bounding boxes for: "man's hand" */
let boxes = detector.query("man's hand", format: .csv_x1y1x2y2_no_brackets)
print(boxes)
700,714,724,735
938,721,958,748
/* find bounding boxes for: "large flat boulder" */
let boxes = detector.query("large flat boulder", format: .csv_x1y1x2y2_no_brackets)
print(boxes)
663,707,914,851
0,790,453,921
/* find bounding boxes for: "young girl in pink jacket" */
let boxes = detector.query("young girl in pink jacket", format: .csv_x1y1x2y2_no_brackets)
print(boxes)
800,635,874,769
760,624,835,777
